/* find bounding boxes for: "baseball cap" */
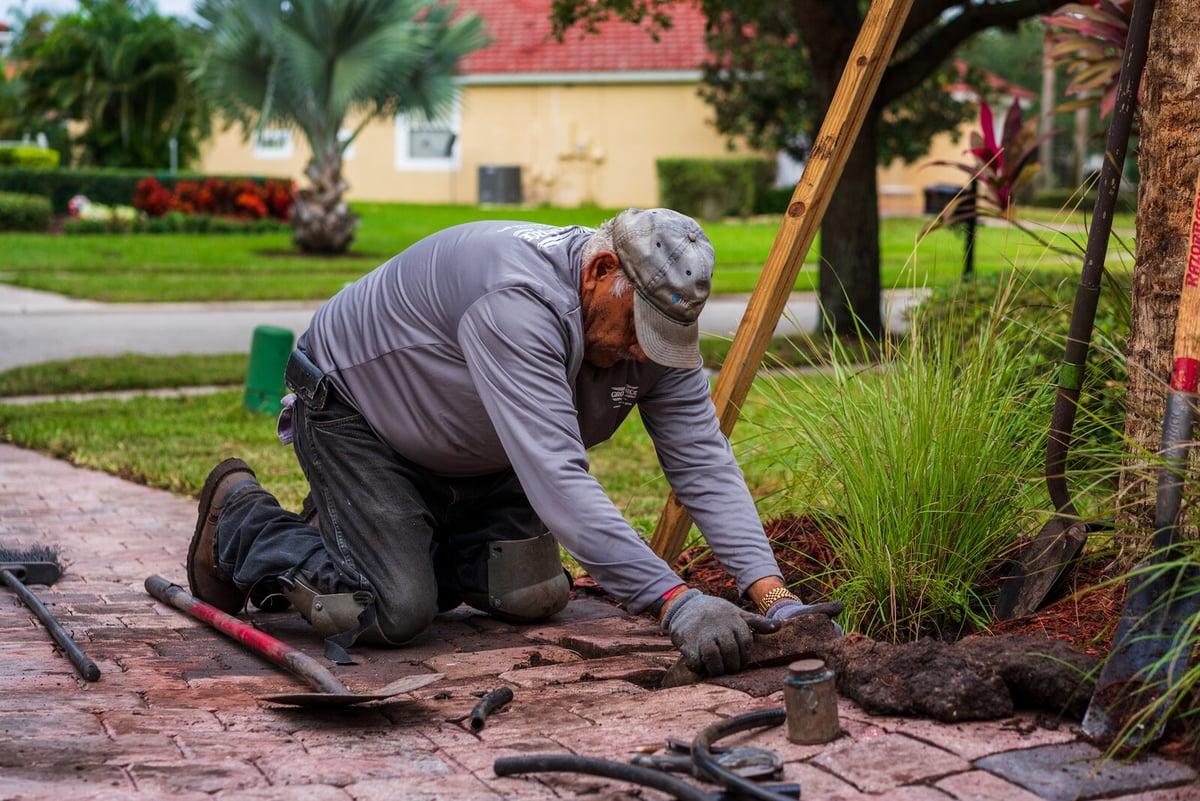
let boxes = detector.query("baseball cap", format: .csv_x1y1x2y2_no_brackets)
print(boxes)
611,208,714,369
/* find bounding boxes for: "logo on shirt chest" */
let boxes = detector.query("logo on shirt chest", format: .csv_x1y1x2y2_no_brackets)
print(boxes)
609,384,639,408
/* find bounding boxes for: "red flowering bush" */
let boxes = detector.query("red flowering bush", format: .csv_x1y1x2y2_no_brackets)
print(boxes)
132,177,175,217
133,176,294,221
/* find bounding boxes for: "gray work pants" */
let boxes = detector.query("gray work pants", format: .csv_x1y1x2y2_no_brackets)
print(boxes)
214,389,550,644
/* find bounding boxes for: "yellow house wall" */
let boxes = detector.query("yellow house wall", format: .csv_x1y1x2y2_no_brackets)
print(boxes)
877,127,974,216
196,82,981,216
196,81,746,209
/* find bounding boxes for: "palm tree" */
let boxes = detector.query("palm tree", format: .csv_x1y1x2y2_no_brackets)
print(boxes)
12,0,210,168
196,0,488,254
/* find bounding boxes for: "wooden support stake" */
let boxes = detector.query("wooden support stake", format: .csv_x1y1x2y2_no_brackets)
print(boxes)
649,0,914,562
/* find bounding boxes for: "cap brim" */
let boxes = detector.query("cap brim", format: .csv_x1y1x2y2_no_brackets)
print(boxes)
633,291,703,369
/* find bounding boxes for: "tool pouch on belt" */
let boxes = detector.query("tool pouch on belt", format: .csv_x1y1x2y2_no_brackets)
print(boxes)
284,349,330,410
279,574,395,664
461,532,570,623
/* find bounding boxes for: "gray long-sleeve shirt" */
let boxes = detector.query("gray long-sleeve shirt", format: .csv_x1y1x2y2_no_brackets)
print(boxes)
299,220,779,613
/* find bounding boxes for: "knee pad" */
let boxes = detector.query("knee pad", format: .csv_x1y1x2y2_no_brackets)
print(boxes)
279,574,428,647
462,532,570,623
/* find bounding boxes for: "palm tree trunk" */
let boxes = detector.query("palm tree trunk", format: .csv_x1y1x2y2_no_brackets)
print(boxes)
292,153,359,254
1117,0,1200,556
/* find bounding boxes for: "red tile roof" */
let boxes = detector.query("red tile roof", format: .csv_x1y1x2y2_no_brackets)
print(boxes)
456,0,709,76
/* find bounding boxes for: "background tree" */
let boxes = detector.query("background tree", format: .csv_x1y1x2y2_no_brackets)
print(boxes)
550,0,1063,335
11,0,210,168
1118,0,1199,546
195,0,488,254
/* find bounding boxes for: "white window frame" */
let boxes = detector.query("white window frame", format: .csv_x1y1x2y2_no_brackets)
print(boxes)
252,128,294,160
394,100,461,172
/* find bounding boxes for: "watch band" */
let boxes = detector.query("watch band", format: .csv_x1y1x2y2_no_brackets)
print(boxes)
756,586,801,615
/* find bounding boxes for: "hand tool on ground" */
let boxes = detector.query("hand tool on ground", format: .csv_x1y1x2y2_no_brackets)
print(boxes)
1,545,101,682
145,575,441,706
994,0,1157,620
1081,169,1200,748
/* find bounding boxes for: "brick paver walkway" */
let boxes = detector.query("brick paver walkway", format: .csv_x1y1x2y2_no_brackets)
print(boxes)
1,443,1197,801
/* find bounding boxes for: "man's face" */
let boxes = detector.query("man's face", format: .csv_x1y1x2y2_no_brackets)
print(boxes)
582,267,648,368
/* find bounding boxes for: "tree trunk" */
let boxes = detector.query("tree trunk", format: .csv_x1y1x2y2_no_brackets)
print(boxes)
292,153,360,254
818,113,883,337
1117,0,1200,553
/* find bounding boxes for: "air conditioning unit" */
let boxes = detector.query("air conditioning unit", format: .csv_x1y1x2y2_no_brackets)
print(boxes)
478,165,523,205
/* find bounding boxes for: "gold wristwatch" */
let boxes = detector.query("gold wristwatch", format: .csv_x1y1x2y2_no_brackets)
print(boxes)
756,586,801,615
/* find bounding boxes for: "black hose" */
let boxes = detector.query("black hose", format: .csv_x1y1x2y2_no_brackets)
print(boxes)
469,686,513,731
692,708,793,801
494,754,711,801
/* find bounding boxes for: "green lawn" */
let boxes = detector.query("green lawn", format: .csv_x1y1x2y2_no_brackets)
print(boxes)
0,202,1134,301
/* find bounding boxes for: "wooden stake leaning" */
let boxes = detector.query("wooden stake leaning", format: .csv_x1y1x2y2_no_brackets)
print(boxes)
649,0,915,562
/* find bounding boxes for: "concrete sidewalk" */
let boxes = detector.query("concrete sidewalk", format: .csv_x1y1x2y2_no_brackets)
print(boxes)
0,284,926,373
1,443,1197,801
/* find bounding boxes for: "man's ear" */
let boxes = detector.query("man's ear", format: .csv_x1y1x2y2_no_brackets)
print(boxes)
582,250,620,291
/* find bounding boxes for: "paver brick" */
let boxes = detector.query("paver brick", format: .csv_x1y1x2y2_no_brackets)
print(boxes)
894,713,1080,760
935,768,1048,801
813,732,971,793
127,758,268,794
422,644,583,680
976,741,1198,801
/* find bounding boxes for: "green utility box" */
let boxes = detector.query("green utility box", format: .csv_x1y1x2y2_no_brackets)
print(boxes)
243,325,294,415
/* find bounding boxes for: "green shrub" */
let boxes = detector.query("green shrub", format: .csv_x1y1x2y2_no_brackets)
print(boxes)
755,186,795,216
0,191,53,231
910,269,1130,488
0,146,61,168
64,211,290,235
656,157,775,220
0,167,291,214
1031,187,1137,215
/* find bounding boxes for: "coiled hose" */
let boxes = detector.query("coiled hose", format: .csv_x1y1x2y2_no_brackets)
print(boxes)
494,754,710,801
493,707,795,801
692,708,792,801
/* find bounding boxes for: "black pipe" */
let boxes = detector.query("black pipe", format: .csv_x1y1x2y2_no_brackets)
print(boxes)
494,754,711,801
692,708,794,801
469,686,514,731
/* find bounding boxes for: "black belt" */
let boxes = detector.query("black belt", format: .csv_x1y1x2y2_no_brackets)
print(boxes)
285,349,331,410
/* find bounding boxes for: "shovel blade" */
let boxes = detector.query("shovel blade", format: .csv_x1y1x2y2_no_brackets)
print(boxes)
261,671,444,708
1082,561,1200,747
995,518,1088,620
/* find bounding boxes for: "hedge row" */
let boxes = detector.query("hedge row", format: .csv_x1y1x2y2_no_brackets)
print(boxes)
0,191,53,231
1029,187,1137,214
0,167,291,214
656,158,778,221
0,146,61,168
65,211,289,235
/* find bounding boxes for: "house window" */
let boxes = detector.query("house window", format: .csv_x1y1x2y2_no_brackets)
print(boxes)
253,128,294,160
395,101,460,172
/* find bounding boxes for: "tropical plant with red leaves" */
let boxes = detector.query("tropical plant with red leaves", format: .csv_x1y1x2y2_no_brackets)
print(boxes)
132,177,175,217
930,100,1058,221
132,176,294,220
1042,0,1133,118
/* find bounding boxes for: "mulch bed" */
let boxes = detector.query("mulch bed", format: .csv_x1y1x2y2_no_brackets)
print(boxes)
675,514,1123,657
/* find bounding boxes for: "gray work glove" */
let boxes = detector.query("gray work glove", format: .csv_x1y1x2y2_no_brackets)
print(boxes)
766,598,845,636
660,589,780,676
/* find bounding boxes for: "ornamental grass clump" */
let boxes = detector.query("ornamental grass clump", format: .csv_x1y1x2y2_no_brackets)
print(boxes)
751,274,1062,642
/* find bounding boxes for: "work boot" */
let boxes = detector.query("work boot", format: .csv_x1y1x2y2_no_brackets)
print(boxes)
187,458,259,614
